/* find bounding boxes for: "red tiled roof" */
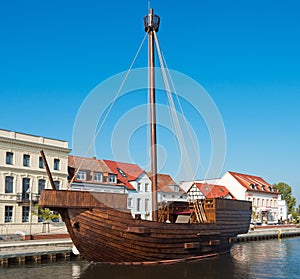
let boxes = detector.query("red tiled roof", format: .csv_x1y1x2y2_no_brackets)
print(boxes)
228,171,279,193
193,183,235,199
68,155,122,185
156,173,179,193
68,156,112,173
103,160,143,190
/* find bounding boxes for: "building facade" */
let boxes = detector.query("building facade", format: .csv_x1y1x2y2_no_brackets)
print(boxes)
0,129,70,235
156,173,187,203
104,160,153,221
68,156,122,193
204,171,283,224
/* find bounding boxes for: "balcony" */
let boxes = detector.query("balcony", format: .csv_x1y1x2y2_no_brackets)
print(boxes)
16,193,39,204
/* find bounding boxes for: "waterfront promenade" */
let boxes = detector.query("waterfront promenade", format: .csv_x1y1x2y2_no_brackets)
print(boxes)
0,238,73,264
1,225,299,265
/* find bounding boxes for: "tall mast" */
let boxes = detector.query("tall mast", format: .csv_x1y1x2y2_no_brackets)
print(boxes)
144,8,160,221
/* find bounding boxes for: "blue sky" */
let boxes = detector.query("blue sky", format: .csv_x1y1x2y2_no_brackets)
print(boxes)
1,1,300,205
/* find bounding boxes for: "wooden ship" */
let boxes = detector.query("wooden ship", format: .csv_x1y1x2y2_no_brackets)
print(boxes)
39,8,252,265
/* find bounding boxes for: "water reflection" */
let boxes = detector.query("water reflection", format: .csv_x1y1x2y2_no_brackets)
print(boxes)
0,260,90,279
1,238,299,279
80,256,237,279
231,239,297,279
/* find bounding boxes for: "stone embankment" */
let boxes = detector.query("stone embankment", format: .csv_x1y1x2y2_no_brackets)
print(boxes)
0,238,73,265
237,224,300,242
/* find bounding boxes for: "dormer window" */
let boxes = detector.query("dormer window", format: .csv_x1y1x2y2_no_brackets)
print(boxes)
250,183,258,190
94,172,103,182
108,174,117,183
77,171,86,181
261,186,265,191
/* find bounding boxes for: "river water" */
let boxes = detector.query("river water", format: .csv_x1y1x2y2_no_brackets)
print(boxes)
1,237,300,279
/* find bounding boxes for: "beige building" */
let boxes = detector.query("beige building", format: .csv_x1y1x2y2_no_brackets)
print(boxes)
0,129,70,235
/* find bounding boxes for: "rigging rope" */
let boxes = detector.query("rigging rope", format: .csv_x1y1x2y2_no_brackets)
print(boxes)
153,31,195,180
162,53,207,180
68,33,148,188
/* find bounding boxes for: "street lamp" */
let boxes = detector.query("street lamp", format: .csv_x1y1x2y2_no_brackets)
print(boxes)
26,178,34,238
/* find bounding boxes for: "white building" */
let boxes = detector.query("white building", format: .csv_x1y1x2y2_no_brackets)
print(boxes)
199,171,283,224
104,160,153,221
106,162,187,221
278,197,288,222
0,129,70,235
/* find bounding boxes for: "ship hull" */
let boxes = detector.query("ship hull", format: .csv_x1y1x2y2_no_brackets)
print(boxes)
39,190,251,264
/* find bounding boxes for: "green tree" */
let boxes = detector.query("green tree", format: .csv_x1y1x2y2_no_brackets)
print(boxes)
33,206,61,233
273,182,296,214
33,206,60,222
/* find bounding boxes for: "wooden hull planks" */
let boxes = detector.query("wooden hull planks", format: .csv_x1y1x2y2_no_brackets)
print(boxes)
39,190,252,264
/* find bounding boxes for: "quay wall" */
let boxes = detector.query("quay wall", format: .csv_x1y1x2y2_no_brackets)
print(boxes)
237,225,300,242
0,238,75,265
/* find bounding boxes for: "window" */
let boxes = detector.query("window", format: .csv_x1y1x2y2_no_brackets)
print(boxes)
54,181,60,190
23,154,30,167
5,206,13,223
137,198,141,212
117,168,127,177
145,199,149,213
54,159,60,170
38,179,45,194
108,174,116,183
39,156,44,168
5,176,14,193
145,183,149,192
6,152,13,165
137,183,142,191
94,172,103,182
77,171,86,181
22,178,30,200
127,198,133,208
22,206,29,222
